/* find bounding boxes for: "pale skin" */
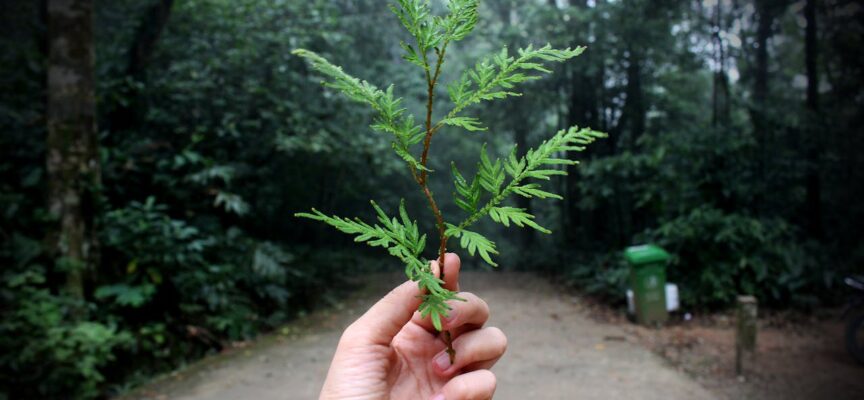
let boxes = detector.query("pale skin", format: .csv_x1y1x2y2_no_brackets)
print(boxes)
319,253,507,400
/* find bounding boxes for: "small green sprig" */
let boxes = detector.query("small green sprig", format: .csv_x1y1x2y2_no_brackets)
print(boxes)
294,0,605,354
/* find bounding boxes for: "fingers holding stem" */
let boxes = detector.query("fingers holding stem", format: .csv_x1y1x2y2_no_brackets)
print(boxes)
430,253,460,292
432,327,507,377
429,253,462,362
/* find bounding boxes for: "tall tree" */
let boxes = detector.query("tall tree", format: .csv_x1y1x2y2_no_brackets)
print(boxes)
489,0,536,251
620,44,645,149
752,1,773,109
46,0,99,300
750,0,781,213
803,0,823,237
106,0,174,134
128,0,174,79
562,0,601,243
711,0,730,127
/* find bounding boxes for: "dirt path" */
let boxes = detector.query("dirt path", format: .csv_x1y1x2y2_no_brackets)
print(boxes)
124,272,717,400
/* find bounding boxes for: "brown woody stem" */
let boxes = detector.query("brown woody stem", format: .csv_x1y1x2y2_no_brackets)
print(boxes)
416,44,455,363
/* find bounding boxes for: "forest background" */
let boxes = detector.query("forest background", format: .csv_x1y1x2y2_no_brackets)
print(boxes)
0,0,861,398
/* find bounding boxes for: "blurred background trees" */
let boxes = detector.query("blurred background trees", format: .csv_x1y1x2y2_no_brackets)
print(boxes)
0,0,861,398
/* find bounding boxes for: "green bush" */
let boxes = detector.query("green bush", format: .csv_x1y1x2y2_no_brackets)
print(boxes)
566,253,630,305
99,198,326,340
0,267,132,399
0,197,346,399
647,206,826,309
566,206,829,310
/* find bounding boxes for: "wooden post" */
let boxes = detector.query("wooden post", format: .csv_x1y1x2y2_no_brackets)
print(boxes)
736,295,758,376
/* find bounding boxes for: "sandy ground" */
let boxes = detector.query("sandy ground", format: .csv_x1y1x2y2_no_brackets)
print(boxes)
121,272,718,400
614,310,864,400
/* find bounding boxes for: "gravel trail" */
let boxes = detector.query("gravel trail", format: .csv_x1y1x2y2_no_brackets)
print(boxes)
123,272,717,400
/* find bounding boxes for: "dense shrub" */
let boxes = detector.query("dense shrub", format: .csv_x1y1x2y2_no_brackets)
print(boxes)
648,206,826,309
0,198,346,399
0,266,131,399
567,206,829,310
566,253,630,305
98,198,339,361
567,206,837,309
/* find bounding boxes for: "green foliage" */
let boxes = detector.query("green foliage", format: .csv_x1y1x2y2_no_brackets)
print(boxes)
440,0,480,42
297,202,465,332
566,254,631,304
648,206,825,309
0,267,132,399
94,283,157,308
570,126,836,309
447,45,585,114
391,0,479,68
446,225,499,267
566,206,828,311
3,0,860,396
295,0,604,327
297,201,428,281
101,198,325,339
441,116,487,132
451,127,606,232
292,49,428,173
489,207,550,234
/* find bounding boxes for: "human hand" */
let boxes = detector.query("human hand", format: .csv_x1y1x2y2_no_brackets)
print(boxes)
319,253,506,400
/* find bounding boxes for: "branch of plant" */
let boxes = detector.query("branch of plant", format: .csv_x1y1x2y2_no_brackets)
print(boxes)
413,41,457,363
419,41,449,186
427,50,540,137
455,164,537,232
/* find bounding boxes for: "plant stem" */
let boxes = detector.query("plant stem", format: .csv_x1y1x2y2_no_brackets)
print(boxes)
417,44,450,269
419,45,448,187
416,43,456,363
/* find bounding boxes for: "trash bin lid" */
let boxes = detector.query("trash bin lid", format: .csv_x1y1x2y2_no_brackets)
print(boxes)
624,244,670,265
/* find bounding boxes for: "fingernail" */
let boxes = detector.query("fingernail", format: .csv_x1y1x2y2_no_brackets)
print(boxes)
434,351,451,370
431,394,445,400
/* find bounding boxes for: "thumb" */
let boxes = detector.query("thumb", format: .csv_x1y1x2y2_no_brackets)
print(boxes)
346,279,424,346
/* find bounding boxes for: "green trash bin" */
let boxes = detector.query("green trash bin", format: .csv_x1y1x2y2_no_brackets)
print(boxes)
625,244,670,325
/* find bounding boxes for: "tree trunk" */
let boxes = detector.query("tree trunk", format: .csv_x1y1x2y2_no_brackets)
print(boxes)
712,0,730,127
129,0,175,78
803,0,823,237
106,0,174,134
750,0,777,215
620,45,645,149
753,2,771,110
751,0,776,144
47,0,100,300
560,0,598,244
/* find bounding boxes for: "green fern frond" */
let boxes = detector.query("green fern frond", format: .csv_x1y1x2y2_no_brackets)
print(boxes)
441,116,487,132
446,224,499,267
293,49,426,172
454,126,607,231
418,290,464,331
447,44,586,116
295,3,605,335
392,0,479,71
489,206,551,234
441,0,480,42
292,49,389,112
451,162,482,213
390,0,440,56
478,144,507,195
295,200,428,278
